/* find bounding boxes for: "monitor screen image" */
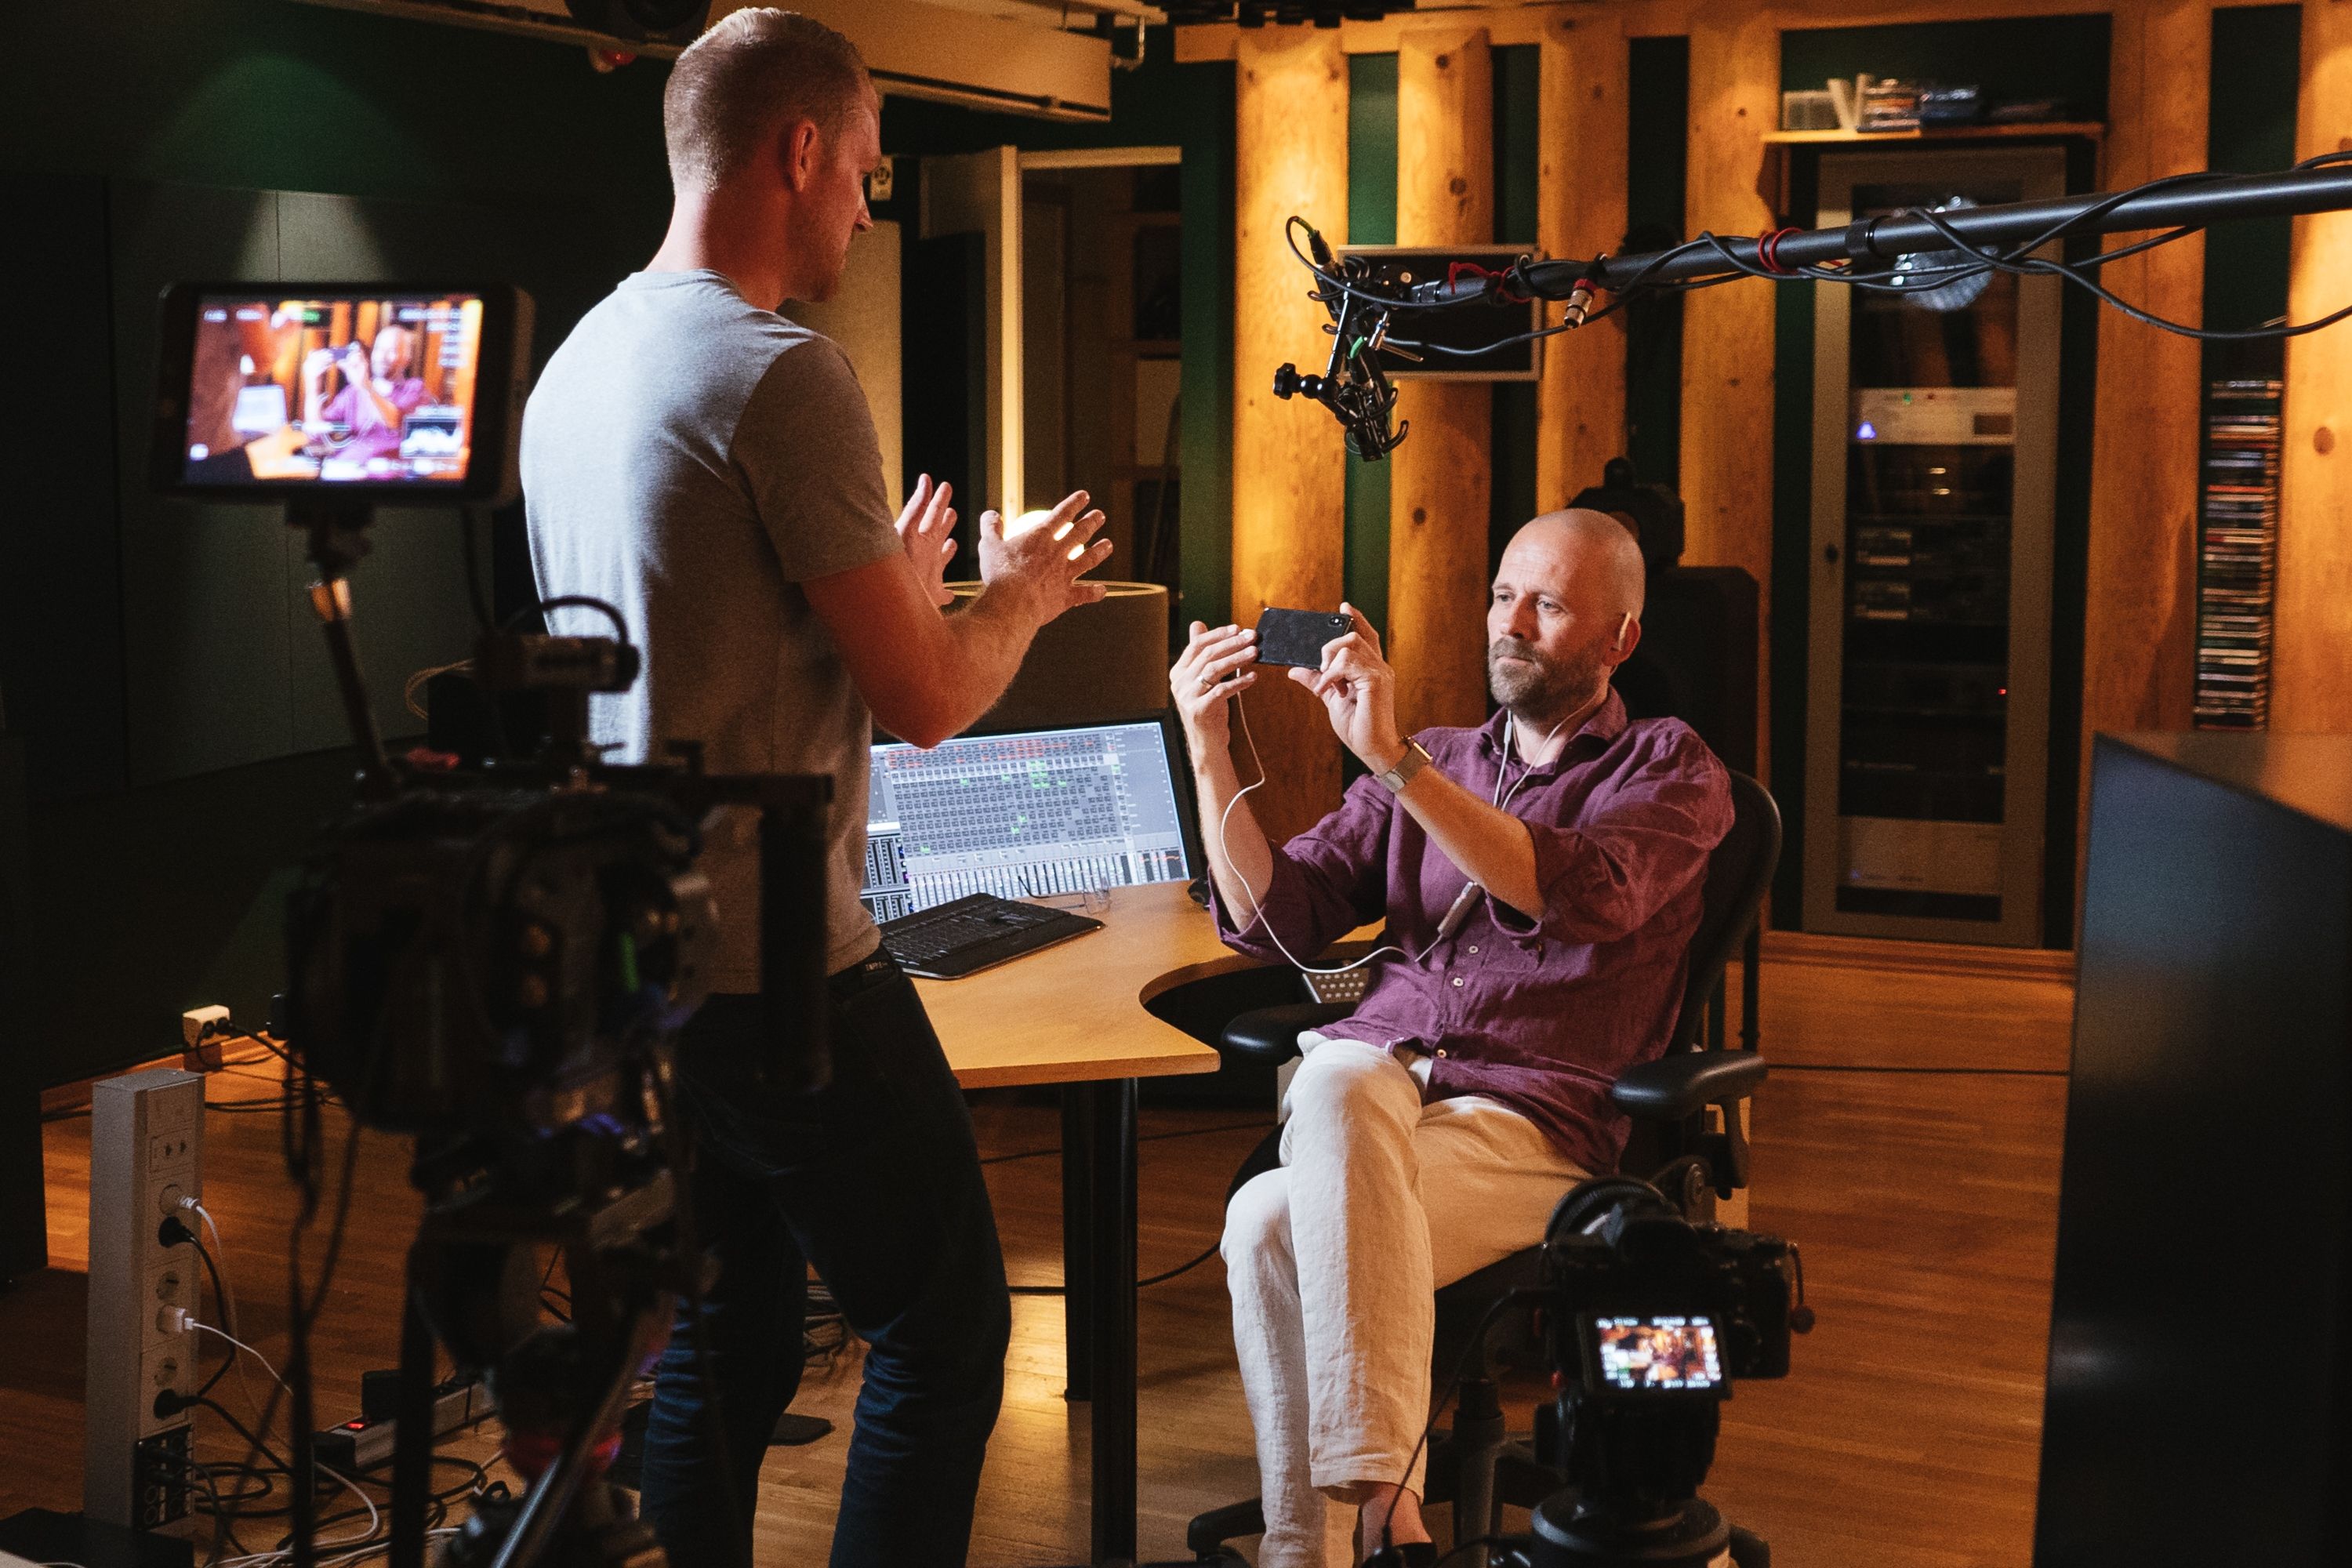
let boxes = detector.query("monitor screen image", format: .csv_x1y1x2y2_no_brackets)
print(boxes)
862,720,1194,922
177,293,487,487
1589,1316,1726,1393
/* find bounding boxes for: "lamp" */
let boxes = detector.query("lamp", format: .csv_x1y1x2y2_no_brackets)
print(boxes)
946,580,1171,731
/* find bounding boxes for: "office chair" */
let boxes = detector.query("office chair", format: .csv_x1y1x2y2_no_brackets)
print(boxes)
1185,771,1781,1565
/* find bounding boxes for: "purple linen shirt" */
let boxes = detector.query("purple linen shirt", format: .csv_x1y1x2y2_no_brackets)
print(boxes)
1210,691,1733,1174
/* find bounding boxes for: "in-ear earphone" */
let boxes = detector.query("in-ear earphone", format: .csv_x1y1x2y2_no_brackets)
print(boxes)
1615,611,1635,653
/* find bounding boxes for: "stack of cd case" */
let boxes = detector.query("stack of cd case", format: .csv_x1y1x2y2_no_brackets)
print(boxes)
2194,378,2282,729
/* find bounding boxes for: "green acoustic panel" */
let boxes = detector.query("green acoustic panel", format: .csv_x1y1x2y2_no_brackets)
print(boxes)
1348,53,1400,249
110,179,296,787
1494,45,1541,247
1625,34,1689,494
0,173,129,802
2205,5,2299,338
1345,53,1400,635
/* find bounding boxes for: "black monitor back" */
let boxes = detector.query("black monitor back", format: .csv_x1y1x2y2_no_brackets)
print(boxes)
2036,733,2352,1566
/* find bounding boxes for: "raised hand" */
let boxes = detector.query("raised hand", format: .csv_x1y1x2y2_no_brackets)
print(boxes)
1170,620,1258,756
1288,602,1405,772
895,473,960,607
978,488,1112,627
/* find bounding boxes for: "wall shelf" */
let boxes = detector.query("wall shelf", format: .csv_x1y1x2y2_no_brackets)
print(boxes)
1765,122,2105,145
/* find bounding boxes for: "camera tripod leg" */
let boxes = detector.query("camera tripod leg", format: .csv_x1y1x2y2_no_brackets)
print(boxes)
388,1264,440,1568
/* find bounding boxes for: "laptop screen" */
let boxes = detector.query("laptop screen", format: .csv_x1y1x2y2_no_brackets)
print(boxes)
862,718,1195,921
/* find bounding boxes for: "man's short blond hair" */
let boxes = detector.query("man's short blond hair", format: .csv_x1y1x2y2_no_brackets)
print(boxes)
663,9,873,194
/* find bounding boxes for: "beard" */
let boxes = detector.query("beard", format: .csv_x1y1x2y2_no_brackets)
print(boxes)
1487,633,1607,720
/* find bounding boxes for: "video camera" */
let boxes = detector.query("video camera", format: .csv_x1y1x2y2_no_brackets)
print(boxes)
1523,1177,1811,1568
152,282,832,1568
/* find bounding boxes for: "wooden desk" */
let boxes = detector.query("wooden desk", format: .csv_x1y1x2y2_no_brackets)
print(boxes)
920,880,1243,1566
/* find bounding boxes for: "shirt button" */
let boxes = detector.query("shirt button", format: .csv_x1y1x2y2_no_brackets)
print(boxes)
1466,945,1479,954
1450,976,1465,988
1436,1049,1449,1058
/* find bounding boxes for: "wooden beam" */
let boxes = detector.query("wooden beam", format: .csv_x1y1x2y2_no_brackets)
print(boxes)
2081,1,2208,769
1231,25,1350,841
1388,24,1496,736
1679,0,1778,774
2276,0,2352,731
1535,9,1631,510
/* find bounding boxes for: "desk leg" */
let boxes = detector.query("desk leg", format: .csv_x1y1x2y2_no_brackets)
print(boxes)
1061,1084,1095,1403
1086,1077,1139,1566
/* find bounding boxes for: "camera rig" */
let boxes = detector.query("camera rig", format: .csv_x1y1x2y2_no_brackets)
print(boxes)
1276,156,2352,459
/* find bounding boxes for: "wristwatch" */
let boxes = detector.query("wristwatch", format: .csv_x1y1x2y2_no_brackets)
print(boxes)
1376,740,1433,795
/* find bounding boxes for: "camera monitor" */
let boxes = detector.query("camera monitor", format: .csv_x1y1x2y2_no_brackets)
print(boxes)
1583,1315,1728,1397
151,284,532,503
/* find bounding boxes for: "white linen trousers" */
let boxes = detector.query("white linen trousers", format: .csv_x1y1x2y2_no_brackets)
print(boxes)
1221,1036,1589,1568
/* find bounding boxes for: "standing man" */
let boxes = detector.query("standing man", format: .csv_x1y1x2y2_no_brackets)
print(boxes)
521,10,1113,1566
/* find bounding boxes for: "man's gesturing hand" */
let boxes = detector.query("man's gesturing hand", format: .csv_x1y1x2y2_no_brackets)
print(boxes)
896,474,959,607
1170,620,1258,757
977,488,1112,626
1290,603,1406,774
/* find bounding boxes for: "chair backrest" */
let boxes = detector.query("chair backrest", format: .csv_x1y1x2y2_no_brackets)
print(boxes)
1663,770,1781,1056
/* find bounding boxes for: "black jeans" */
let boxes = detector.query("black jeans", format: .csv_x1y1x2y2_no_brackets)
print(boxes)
639,951,1011,1567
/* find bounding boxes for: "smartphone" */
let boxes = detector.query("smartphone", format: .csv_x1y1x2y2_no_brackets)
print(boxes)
1254,608,1356,669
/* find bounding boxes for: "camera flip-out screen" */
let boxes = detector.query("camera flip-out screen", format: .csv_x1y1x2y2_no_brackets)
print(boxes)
152,284,530,503
1585,1315,1727,1396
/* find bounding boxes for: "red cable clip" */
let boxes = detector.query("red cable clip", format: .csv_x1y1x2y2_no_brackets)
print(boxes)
1757,227,1800,276
1445,260,1493,296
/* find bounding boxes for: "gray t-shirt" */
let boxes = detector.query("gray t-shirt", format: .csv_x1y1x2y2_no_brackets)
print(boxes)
521,269,899,987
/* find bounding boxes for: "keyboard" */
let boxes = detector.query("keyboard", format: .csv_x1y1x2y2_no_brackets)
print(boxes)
880,893,1105,980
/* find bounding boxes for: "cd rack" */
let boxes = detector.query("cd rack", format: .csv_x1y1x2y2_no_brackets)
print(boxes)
2193,378,2282,730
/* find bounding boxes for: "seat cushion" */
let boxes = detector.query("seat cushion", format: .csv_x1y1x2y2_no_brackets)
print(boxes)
1219,1001,1354,1065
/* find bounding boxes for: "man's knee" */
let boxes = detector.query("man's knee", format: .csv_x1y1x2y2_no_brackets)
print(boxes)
1222,1167,1293,1272
1283,1043,1414,1140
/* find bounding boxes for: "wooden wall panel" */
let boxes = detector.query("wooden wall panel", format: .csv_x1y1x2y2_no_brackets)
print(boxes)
2080,1,2208,775
1389,25,1497,735
1232,27,1350,841
1536,10,1632,510
1679,0,1779,772
2277,0,2352,731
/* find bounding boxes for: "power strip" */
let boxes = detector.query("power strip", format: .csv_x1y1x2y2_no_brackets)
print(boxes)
312,1374,492,1472
82,1069,202,1530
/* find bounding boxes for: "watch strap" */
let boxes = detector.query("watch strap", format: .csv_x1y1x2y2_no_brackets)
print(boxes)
1377,740,1432,794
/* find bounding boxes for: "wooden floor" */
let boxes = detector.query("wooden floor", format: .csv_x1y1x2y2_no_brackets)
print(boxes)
2,947,2072,1566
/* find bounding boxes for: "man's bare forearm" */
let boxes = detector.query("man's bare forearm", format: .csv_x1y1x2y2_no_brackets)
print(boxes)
1191,743,1276,919
901,582,1043,745
1392,765,1544,917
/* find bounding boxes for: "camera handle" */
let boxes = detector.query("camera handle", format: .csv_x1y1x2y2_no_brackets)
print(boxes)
287,500,397,799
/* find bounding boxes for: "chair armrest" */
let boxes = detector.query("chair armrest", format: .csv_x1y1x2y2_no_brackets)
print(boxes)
1611,1050,1766,1122
1220,1003,1353,1065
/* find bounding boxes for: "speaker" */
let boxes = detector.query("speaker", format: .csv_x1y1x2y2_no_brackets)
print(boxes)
1616,567,1759,775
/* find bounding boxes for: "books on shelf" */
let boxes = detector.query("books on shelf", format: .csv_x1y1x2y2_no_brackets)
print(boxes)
2194,378,2283,730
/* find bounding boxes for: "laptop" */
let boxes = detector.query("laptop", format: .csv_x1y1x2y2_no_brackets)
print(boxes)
862,712,1200,978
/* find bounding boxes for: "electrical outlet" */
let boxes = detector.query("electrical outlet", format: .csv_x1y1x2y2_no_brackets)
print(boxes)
133,1427,192,1528
85,1069,203,1530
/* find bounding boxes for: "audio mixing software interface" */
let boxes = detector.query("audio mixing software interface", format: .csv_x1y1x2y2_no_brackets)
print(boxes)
861,720,1194,921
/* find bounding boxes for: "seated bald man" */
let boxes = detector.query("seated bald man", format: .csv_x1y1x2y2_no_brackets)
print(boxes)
1167,510,1734,1568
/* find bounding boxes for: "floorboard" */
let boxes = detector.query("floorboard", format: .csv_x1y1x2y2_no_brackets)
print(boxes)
2,950,2073,1566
